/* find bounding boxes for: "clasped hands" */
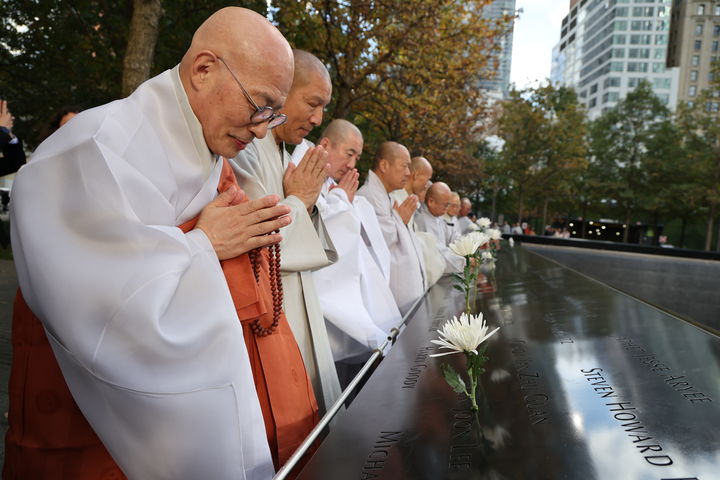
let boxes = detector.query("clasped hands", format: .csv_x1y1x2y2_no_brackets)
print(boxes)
196,185,291,261
393,194,418,225
283,145,330,211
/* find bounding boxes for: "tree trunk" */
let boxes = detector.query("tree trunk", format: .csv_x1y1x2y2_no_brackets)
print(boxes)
541,197,549,235
122,0,164,97
623,210,631,243
705,205,715,251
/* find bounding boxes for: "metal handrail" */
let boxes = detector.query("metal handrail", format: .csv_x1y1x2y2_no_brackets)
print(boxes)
272,294,425,479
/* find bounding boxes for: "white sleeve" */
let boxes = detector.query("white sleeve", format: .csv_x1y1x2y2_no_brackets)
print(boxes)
11,140,273,480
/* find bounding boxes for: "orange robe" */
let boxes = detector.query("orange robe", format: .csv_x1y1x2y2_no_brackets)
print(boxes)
4,160,318,477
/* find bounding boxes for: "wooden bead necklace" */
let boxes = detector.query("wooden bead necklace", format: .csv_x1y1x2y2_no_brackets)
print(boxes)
247,231,283,336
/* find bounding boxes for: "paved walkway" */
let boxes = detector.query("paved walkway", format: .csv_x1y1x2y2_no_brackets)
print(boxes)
0,259,17,469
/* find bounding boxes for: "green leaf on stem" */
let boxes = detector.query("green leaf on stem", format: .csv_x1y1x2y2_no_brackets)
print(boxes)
441,364,467,394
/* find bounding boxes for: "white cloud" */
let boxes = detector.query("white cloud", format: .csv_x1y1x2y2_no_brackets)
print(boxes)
510,0,568,89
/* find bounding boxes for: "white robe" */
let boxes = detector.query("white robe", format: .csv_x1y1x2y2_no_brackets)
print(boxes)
315,178,401,362
389,188,445,288
10,67,273,479
415,204,465,275
442,213,462,244
231,132,341,412
291,142,400,362
457,215,475,235
358,171,426,314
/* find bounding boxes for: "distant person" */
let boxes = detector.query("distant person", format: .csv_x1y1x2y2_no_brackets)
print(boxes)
38,105,83,143
0,99,26,177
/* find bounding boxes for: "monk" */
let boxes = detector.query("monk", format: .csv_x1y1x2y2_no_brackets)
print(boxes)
6,8,315,479
357,142,426,314
414,182,464,275
233,50,342,413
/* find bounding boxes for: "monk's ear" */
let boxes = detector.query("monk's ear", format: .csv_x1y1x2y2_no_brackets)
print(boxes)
318,137,330,149
189,51,218,90
379,158,389,173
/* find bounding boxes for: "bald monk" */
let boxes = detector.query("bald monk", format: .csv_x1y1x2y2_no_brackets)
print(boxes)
443,191,462,243
357,142,426,314
414,182,465,274
457,196,475,234
389,155,445,288
232,50,342,413
6,8,316,479
292,120,402,387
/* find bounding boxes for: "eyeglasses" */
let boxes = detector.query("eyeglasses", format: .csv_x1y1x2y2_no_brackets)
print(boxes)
217,56,287,129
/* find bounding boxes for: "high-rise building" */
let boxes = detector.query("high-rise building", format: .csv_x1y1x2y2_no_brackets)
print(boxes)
667,0,720,109
550,0,680,118
480,0,516,100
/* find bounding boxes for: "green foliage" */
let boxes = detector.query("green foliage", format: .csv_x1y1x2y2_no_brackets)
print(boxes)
273,0,514,189
441,363,467,394
0,0,266,148
496,82,587,223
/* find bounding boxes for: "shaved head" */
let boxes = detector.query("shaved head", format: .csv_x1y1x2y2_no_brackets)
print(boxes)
320,118,362,145
178,7,294,158
373,142,409,170
273,49,332,145
460,197,472,216
425,181,452,217
319,119,364,181
405,155,433,196
411,156,432,175
292,49,332,88
372,141,411,192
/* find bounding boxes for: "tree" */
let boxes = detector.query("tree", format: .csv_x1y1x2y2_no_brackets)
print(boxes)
122,0,164,97
676,61,720,251
496,83,587,226
0,1,266,147
588,81,672,243
274,0,514,185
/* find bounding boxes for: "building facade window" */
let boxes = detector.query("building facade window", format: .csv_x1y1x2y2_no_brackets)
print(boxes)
689,85,697,97
695,40,703,50
627,62,648,72
713,40,719,51
652,62,665,72
698,4,706,16
692,55,701,66
630,34,652,44
655,34,667,44
690,70,699,81
629,48,651,58
696,24,704,35
714,25,720,36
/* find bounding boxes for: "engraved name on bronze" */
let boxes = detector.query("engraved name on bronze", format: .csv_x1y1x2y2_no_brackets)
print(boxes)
581,368,685,468
614,337,713,404
510,340,551,425
360,431,402,479
401,346,434,389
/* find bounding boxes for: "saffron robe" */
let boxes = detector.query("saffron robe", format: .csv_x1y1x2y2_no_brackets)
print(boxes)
232,132,342,413
7,67,274,479
4,161,317,477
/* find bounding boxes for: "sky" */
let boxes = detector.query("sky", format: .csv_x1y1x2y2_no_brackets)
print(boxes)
509,0,570,89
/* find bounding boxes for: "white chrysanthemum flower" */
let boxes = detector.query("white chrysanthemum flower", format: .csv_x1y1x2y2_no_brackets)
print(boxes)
468,222,480,231
450,231,488,257
509,237,515,247
481,251,494,261
476,217,492,229
430,312,500,357
487,228,502,241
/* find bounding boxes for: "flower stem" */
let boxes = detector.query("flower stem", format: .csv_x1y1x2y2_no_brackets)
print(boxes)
468,370,479,411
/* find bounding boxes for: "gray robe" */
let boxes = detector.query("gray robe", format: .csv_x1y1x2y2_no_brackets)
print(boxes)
231,132,341,413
